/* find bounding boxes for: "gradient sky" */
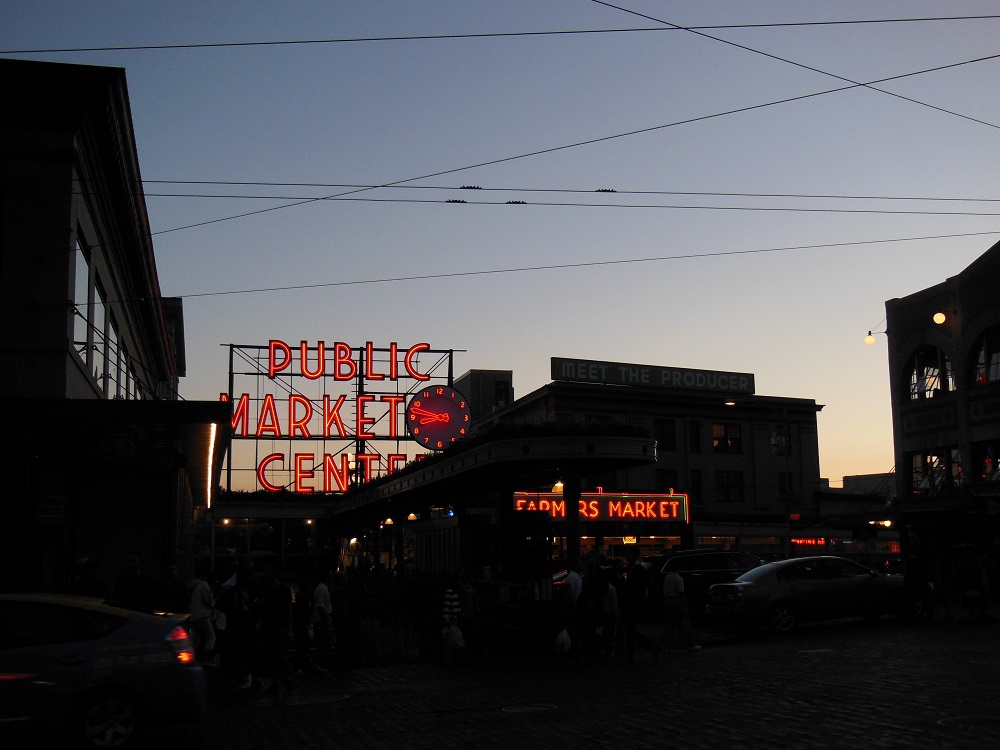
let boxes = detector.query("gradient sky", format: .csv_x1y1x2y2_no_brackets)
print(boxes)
5,1,1000,487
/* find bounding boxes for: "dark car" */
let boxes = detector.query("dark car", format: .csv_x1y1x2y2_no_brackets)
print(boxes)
0,593,206,749
704,555,908,633
645,549,766,616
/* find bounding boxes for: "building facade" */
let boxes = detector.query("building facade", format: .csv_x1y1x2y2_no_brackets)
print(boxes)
474,358,826,559
0,58,229,594
885,239,1000,604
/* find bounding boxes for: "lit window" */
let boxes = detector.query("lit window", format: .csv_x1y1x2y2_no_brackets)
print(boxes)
72,240,91,364
94,282,107,394
911,449,962,491
713,423,742,453
972,327,1000,385
908,346,954,400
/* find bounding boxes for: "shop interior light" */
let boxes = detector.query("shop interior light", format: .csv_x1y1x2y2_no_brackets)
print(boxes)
384,517,393,525
407,512,418,521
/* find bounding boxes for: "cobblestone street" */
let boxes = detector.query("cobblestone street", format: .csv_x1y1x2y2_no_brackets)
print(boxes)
166,616,1000,750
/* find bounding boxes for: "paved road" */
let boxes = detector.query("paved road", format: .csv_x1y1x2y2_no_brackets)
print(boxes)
172,616,998,750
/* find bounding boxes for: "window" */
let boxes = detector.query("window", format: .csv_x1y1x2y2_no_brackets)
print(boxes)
689,469,702,503
109,318,121,398
688,421,701,453
713,423,742,453
714,470,744,503
94,282,107,393
0,602,124,648
771,424,792,455
654,418,677,452
72,240,91,363
911,450,962,491
971,440,1000,482
779,561,823,582
972,327,1000,385
908,345,954,400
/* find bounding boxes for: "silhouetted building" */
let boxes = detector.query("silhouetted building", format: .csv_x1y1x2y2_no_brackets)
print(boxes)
885,239,1000,589
474,358,825,559
0,58,229,593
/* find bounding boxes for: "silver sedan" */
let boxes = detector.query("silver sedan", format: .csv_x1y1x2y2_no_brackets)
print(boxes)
705,555,908,633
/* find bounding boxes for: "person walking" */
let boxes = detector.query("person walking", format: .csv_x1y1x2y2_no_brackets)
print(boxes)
188,565,217,665
258,568,293,695
622,547,660,663
312,570,334,670
662,568,699,653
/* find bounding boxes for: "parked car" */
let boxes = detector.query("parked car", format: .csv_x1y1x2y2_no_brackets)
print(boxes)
704,555,908,633
0,593,206,749
644,549,766,617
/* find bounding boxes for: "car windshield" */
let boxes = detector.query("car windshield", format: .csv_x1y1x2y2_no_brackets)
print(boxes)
733,562,780,583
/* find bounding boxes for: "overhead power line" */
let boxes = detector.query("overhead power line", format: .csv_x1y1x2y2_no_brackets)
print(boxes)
591,0,1000,132
139,181,1000,204
150,49,1000,237
140,191,1000,217
177,229,1000,300
3,15,1000,54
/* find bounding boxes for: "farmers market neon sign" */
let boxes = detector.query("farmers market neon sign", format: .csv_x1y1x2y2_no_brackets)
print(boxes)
513,489,690,523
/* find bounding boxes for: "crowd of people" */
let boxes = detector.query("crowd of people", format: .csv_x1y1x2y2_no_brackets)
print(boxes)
69,553,360,694
555,547,699,664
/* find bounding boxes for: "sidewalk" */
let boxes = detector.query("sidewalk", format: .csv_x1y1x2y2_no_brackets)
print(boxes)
187,616,999,750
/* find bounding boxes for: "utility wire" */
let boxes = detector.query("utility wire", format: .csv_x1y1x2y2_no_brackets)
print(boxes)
592,1,1000,130
140,181,1000,203
27,175,1000,203
141,192,1000,217
177,229,1000,300
3,15,999,54
150,51,1000,237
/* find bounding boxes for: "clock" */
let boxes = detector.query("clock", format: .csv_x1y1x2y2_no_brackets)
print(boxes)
405,387,472,450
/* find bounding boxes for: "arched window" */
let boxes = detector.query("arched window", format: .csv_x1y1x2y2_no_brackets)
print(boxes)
907,346,954,400
971,326,1000,385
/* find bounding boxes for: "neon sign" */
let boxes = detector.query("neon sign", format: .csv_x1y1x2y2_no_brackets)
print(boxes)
513,489,690,523
224,340,457,494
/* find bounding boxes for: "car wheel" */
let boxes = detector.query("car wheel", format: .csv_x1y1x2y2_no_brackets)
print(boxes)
79,690,143,749
767,601,797,632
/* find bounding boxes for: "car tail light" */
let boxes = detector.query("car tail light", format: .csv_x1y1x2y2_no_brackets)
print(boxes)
166,625,196,664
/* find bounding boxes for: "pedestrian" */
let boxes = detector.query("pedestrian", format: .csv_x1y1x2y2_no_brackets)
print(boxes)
622,547,659,663
578,553,607,661
291,577,314,672
457,566,484,660
330,571,353,670
217,560,256,690
258,567,293,695
312,570,334,670
113,552,154,611
662,567,699,653
599,565,619,657
441,577,466,664
188,564,217,665
563,557,584,654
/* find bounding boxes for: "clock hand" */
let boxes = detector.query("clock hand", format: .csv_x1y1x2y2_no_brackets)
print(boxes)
410,407,450,423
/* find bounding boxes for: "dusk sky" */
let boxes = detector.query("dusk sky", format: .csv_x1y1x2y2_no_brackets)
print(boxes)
5,1,1000,487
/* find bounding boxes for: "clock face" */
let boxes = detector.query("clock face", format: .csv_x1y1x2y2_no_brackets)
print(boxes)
405,387,471,450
